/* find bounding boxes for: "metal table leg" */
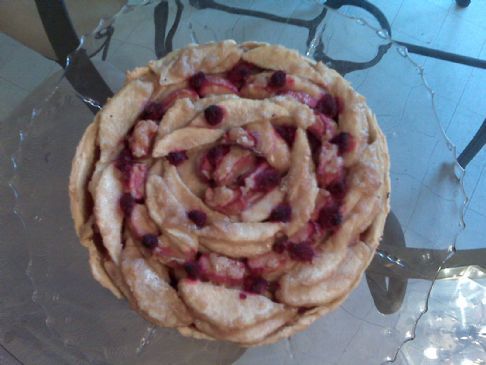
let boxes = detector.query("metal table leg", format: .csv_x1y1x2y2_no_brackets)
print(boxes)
34,0,113,112
458,118,486,168
456,0,472,7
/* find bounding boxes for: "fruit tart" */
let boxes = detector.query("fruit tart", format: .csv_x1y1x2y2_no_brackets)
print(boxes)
69,40,390,346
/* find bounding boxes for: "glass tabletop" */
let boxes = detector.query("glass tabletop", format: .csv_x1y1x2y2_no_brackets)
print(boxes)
0,1,482,364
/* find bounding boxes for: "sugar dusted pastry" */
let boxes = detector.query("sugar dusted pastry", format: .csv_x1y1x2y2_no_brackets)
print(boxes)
69,40,390,346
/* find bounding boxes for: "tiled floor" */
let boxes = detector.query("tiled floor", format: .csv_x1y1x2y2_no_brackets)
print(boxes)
0,0,484,364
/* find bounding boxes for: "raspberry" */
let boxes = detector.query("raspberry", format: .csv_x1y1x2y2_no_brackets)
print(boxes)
207,145,230,167
254,168,280,191
204,105,225,126
141,102,165,121
272,236,288,254
330,132,354,155
184,261,202,280
189,71,207,92
268,204,292,222
141,234,158,249
243,276,269,294
327,177,347,201
166,150,188,166
268,70,286,88
317,204,342,231
187,210,207,228
227,62,254,87
316,94,338,119
274,125,296,146
288,241,315,262
115,147,134,178
119,193,135,216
